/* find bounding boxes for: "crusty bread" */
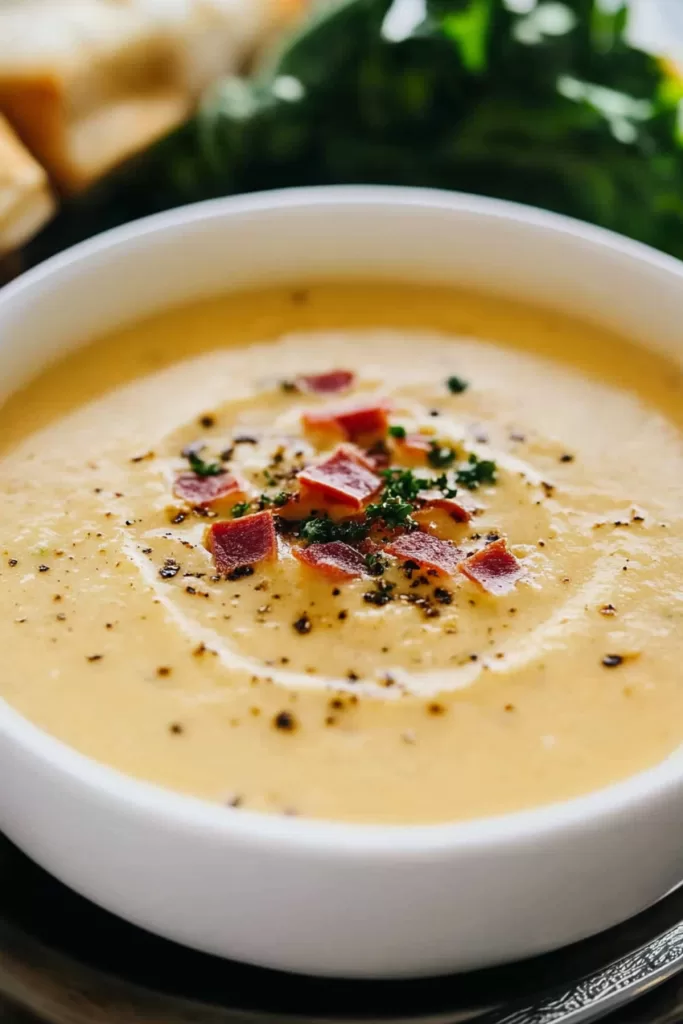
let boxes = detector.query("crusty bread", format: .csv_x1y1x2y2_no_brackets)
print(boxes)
0,113,55,254
0,0,293,194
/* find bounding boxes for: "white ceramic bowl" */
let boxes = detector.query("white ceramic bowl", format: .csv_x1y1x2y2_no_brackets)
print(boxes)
1,187,682,979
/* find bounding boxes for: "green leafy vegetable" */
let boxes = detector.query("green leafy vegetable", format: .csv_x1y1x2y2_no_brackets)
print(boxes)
456,452,497,489
428,442,458,468
364,552,389,576
429,472,459,499
298,514,370,545
28,0,683,267
366,494,415,528
260,491,290,508
231,501,252,518
447,375,469,394
380,467,431,502
187,450,224,477
388,424,407,439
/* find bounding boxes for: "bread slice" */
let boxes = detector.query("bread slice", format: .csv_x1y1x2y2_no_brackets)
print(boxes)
0,0,192,193
0,0,295,194
0,114,55,254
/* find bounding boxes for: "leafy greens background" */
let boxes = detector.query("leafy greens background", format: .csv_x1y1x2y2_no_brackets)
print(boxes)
27,0,683,263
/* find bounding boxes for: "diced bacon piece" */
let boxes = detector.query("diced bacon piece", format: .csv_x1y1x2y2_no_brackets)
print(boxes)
298,445,381,509
173,471,245,509
206,511,277,574
418,490,472,523
296,370,355,394
293,541,367,580
302,400,389,441
458,539,525,596
383,531,463,576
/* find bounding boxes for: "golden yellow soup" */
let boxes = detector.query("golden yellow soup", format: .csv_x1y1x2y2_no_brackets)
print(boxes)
1,283,682,824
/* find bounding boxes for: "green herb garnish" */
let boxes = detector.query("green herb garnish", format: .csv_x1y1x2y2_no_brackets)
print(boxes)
429,473,459,499
30,0,683,279
388,424,407,439
427,442,457,469
380,468,430,502
299,515,370,545
231,502,252,518
364,552,389,576
187,450,224,477
259,491,290,509
366,495,415,529
456,453,497,489
447,376,469,394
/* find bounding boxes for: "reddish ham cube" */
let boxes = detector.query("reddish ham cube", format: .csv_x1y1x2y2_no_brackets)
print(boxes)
458,539,525,596
174,471,244,509
302,400,389,441
296,370,355,394
383,531,463,576
206,511,277,575
298,445,381,510
293,541,368,580
418,490,472,523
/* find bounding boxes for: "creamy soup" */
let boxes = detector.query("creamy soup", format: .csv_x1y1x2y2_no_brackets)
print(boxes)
1,283,682,824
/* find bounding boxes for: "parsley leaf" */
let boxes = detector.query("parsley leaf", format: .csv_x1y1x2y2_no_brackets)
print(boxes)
380,468,431,502
231,502,252,518
447,375,469,394
299,515,369,545
187,449,224,477
258,491,290,510
427,441,457,468
388,424,407,439
366,495,415,528
456,453,497,489
429,473,459,499
364,552,388,576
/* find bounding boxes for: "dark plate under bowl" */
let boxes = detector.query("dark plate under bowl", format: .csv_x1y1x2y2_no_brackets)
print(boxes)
1,834,683,1023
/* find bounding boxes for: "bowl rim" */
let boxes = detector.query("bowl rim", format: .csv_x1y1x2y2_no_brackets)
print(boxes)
2,183,683,855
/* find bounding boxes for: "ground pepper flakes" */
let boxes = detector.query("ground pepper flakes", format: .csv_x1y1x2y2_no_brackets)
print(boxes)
293,613,312,635
602,654,624,668
274,710,297,732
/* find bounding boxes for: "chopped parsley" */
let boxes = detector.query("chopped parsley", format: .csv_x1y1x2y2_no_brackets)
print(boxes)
299,514,369,545
231,502,252,519
187,449,224,477
427,441,457,469
364,552,389,576
256,490,291,511
447,375,469,394
270,491,290,508
232,492,292,519
456,453,497,489
366,494,415,528
429,473,459,498
380,468,430,502
388,424,407,439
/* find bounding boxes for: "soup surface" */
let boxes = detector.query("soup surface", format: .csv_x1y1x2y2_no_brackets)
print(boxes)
1,283,682,824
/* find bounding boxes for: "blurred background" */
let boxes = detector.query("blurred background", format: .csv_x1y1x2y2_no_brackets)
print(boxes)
1,0,682,277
